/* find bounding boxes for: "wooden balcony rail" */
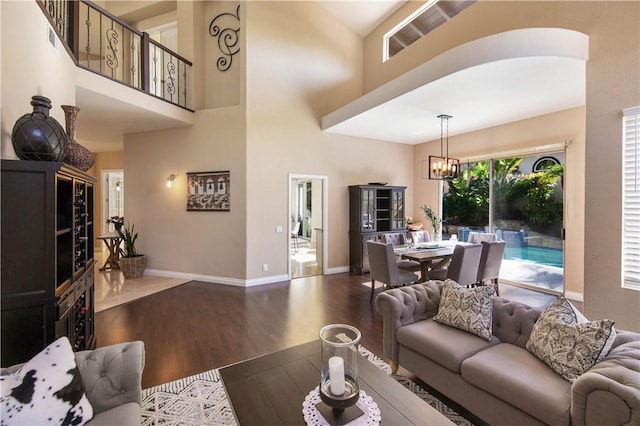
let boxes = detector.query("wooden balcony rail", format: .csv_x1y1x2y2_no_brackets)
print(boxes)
38,0,194,111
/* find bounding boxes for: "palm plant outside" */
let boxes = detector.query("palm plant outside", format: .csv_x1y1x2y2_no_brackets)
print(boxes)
443,158,563,234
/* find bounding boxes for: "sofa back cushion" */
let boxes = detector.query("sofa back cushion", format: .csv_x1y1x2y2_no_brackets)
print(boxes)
492,297,542,349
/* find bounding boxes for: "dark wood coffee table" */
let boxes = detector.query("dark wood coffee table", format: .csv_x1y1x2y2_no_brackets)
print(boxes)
220,340,453,425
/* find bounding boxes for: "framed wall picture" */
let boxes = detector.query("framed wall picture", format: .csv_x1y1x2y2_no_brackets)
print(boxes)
186,170,230,211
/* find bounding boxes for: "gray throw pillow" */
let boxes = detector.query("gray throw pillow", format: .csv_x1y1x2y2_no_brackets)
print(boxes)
433,279,494,341
526,298,615,382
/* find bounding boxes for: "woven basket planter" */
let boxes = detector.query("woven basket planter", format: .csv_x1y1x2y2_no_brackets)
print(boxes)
119,255,146,279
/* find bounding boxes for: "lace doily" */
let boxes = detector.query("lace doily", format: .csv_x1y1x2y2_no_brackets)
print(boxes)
302,386,381,426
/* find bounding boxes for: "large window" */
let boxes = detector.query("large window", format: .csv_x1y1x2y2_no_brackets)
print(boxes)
443,153,564,293
623,107,640,290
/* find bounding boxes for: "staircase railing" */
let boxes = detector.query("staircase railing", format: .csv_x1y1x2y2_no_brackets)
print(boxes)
37,0,193,111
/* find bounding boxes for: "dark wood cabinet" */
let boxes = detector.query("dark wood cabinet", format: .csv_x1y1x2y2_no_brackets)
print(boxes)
349,185,406,273
1,160,96,366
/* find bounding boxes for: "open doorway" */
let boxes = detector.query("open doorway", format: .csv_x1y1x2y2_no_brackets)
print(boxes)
102,170,125,236
288,174,327,278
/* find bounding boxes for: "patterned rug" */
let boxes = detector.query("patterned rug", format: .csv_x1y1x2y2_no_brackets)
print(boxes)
141,346,475,425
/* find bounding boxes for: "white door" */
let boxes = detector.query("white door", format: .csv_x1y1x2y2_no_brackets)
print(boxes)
103,170,125,234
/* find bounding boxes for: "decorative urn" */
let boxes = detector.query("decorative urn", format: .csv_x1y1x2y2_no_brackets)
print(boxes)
11,95,66,161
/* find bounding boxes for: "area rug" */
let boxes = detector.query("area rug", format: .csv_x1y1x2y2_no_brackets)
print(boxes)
141,346,475,426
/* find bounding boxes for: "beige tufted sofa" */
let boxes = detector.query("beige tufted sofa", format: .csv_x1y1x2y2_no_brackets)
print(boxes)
2,341,145,425
375,281,640,426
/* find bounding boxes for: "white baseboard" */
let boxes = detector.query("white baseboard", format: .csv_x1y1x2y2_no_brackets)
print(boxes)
326,266,350,275
564,290,584,302
245,274,290,286
144,263,353,286
145,268,289,287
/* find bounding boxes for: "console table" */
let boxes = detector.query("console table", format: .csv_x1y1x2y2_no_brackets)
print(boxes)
98,232,124,271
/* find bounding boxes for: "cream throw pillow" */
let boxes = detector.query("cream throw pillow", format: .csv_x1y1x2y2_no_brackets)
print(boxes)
526,298,615,382
433,279,495,341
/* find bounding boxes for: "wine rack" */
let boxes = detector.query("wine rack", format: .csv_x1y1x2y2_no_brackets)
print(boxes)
1,160,97,366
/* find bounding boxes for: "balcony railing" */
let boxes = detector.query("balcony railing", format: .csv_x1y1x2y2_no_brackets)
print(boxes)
38,0,193,111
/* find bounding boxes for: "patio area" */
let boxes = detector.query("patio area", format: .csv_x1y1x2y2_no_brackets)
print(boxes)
500,258,563,293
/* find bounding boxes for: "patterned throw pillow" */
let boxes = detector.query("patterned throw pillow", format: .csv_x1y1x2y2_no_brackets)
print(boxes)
526,298,615,382
1,336,93,425
433,279,495,341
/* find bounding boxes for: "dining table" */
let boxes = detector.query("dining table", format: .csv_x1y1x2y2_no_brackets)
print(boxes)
394,242,457,281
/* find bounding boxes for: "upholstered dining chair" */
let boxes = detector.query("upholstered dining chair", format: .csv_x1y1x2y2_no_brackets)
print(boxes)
476,240,507,296
366,241,419,303
428,243,483,287
380,233,421,273
409,230,431,244
467,232,497,244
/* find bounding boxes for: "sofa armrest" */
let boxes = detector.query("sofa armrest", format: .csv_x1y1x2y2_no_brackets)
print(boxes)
374,281,443,363
74,341,145,415
571,337,640,426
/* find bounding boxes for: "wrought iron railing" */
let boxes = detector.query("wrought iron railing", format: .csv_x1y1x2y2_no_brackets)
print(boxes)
38,0,193,111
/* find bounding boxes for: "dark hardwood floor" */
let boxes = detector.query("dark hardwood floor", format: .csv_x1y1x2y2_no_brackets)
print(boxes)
95,273,557,389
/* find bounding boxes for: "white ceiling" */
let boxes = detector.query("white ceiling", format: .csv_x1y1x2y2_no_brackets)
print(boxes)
321,27,589,144
322,57,586,144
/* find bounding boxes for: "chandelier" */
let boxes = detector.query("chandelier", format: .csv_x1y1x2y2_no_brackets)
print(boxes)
428,114,460,180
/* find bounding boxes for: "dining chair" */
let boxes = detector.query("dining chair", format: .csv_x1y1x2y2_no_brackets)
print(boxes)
476,240,507,296
409,230,431,243
467,232,497,244
366,241,419,303
428,243,483,287
380,233,421,273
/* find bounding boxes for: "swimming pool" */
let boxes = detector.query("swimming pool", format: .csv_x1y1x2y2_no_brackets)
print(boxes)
504,246,563,268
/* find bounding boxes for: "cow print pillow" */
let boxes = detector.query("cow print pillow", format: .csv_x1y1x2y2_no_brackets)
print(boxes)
1,336,93,425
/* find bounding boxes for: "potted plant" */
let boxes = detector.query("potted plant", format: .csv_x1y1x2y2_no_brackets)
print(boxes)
106,215,124,232
117,223,146,279
420,204,441,241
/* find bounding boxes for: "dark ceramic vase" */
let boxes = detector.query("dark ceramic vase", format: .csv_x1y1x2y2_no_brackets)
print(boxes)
61,105,94,171
11,95,67,161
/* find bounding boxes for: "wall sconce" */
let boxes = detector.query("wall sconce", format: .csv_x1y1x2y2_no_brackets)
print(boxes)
166,174,177,188
428,114,460,180
115,180,124,191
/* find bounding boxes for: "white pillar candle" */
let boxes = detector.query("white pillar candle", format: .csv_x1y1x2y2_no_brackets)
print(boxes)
328,356,345,396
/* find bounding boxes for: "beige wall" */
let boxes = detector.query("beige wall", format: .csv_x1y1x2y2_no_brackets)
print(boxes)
1,1,76,159
244,1,414,279
124,107,248,282
367,1,640,330
413,107,586,298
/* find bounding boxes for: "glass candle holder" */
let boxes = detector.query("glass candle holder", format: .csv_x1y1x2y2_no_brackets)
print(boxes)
319,324,361,410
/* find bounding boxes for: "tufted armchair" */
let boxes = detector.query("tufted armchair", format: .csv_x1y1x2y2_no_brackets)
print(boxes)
2,341,145,426
75,341,145,425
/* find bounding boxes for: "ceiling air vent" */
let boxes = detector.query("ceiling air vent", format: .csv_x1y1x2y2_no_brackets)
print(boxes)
385,0,476,61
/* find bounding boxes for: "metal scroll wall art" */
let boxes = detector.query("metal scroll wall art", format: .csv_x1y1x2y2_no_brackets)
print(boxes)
209,4,240,72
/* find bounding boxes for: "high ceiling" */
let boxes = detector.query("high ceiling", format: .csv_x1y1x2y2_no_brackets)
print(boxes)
319,6,588,145
318,1,406,37
75,1,586,150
